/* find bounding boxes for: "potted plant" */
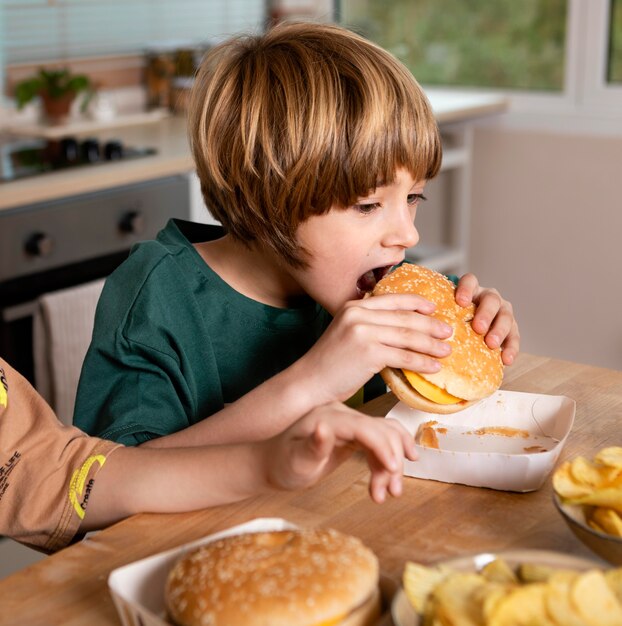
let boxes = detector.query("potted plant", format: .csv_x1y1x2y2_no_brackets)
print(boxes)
14,67,94,124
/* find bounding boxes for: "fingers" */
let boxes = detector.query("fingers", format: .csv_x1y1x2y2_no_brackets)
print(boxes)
455,274,520,365
337,305,453,372
501,320,520,365
366,417,418,503
454,273,479,307
471,288,504,337
308,419,335,461
343,305,453,340
368,464,404,503
356,292,437,315
292,404,415,503
385,417,418,462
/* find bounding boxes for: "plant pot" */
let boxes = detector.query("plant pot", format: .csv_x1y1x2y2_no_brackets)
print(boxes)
40,91,76,125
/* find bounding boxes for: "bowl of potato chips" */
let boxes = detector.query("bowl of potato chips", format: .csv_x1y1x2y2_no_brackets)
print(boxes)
553,446,622,565
394,550,622,626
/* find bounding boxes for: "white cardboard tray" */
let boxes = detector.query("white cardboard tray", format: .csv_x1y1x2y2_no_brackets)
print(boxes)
108,517,297,626
386,390,575,492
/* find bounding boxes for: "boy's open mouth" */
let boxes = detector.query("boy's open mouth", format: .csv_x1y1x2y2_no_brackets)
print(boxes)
356,265,395,296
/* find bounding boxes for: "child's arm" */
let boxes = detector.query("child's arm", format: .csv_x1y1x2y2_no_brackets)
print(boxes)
141,291,451,447
81,403,416,530
453,273,520,365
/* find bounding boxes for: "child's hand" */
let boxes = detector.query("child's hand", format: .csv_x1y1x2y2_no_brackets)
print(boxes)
454,273,520,365
264,402,417,503
294,293,453,405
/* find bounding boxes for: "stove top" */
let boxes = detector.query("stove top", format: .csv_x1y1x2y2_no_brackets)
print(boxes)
0,135,157,183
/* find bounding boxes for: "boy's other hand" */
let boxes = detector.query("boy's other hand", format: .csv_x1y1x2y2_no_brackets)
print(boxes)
264,402,417,503
454,273,520,365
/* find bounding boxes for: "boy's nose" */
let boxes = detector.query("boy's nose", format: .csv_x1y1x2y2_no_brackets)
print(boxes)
384,208,419,249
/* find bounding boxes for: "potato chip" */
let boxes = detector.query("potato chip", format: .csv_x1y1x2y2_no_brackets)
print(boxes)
570,457,616,489
594,447,622,470
544,573,590,626
590,507,622,537
516,562,558,583
481,558,518,584
487,583,556,626
574,488,622,514
604,568,622,604
480,585,513,624
553,462,595,499
403,561,451,614
570,570,622,626
587,518,607,534
403,559,622,625
428,572,488,626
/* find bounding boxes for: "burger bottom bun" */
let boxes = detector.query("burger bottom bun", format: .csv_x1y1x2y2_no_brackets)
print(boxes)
381,367,476,415
341,587,381,626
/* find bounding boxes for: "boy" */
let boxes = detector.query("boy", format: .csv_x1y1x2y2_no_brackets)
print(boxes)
74,22,519,447
0,357,414,553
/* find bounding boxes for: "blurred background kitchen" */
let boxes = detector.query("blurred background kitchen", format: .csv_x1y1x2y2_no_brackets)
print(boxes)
0,0,620,574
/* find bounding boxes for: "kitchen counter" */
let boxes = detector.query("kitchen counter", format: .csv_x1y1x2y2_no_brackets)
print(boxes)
0,352,620,625
0,91,507,212
0,116,193,211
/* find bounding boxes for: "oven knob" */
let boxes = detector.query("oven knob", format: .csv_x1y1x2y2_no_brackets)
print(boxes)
25,232,54,257
119,211,145,235
60,137,79,163
81,138,101,163
104,140,123,161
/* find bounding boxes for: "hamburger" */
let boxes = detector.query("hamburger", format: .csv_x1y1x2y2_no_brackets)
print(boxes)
372,263,503,414
165,528,380,626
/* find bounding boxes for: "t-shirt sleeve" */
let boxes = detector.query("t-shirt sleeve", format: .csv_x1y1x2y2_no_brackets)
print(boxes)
73,252,222,445
0,359,121,553
74,340,197,445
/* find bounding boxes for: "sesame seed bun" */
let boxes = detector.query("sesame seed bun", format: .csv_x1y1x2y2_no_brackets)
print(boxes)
372,263,503,414
165,528,381,626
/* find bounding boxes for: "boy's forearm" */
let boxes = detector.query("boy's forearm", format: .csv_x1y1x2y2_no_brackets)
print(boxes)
81,442,271,531
141,362,321,448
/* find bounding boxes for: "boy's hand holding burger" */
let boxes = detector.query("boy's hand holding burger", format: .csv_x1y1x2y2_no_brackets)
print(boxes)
371,264,514,414
294,262,518,414
454,272,520,365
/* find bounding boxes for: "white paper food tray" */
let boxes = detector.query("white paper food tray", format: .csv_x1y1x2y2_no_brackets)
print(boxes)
386,390,575,492
108,517,297,626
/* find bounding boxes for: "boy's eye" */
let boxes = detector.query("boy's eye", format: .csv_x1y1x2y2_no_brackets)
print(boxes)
407,193,427,206
354,202,381,214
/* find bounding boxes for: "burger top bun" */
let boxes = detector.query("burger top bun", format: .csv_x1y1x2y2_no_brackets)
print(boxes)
165,528,381,626
372,263,503,414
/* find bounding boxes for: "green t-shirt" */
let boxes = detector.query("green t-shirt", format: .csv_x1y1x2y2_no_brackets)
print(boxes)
73,219,340,445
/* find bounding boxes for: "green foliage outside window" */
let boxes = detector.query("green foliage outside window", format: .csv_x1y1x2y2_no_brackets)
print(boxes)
609,0,622,83
341,0,567,91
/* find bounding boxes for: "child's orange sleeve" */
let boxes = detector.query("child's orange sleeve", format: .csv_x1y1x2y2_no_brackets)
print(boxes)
0,359,121,553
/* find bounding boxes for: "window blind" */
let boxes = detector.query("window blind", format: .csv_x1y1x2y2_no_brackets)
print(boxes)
3,0,266,64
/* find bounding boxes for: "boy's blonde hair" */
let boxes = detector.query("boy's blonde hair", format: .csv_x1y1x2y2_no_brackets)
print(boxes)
189,21,442,267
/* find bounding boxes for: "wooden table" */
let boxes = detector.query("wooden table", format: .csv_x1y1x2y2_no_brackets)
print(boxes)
1,353,621,625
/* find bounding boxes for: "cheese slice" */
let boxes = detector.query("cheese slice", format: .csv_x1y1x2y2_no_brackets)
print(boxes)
403,370,462,405
314,614,346,626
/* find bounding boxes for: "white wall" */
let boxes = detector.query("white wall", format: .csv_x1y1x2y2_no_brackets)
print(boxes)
469,125,622,370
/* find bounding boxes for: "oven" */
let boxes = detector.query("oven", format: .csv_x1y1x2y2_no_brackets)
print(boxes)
0,174,191,388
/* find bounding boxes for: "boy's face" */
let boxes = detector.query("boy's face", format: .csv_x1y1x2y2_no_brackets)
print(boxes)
291,168,425,315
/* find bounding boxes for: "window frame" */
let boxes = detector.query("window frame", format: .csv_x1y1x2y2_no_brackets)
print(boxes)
503,0,622,133
336,0,622,133
581,0,622,108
